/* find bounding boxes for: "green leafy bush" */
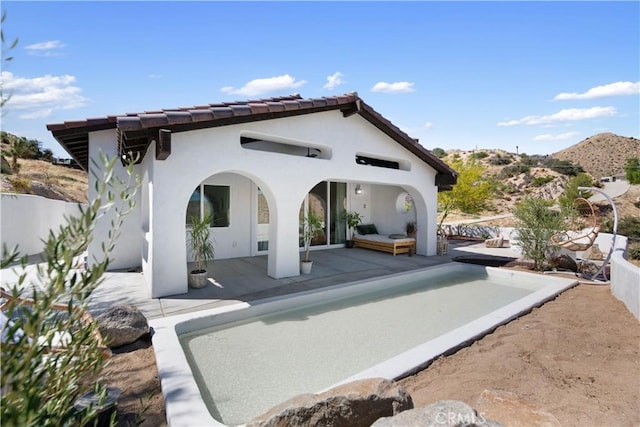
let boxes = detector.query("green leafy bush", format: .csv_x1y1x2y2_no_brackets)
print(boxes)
558,173,594,210
624,157,640,184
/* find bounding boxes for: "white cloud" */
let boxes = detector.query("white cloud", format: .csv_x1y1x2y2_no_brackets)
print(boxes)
323,72,345,90
424,121,433,130
148,74,163,79
221,74,306,97
497,106,616,127
371,81,415,94
554,81,640,100
533,131,580,141
1,71,88,119
25,40,65,56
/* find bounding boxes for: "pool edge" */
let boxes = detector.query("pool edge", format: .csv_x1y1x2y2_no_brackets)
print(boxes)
150,264,579,427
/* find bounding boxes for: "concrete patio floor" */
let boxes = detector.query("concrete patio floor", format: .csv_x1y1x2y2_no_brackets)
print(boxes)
87,240,520,320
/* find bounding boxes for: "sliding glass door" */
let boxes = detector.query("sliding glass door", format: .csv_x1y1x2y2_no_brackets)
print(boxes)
299,181,347,248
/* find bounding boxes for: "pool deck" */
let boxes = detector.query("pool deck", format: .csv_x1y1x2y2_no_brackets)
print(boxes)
1,240,522,320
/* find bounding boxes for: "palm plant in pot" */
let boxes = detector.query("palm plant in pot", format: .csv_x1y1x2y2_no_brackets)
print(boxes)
301,210,324,274
188,214,215,288
345,211,363,248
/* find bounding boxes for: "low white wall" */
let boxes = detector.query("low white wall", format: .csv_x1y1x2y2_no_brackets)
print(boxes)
1,193,85,257
610,235,639,320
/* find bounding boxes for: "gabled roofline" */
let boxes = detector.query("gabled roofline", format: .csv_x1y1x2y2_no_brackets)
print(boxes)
46,93,457,188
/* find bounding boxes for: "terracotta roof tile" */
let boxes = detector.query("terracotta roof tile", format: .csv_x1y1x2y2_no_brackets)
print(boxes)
229,105,252,116
265,102,286,112
189,109,215,122
211,107,235,119
248,103,270,114
165,111,193,125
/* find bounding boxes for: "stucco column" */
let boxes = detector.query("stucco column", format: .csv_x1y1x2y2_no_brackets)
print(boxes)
267,193,303,279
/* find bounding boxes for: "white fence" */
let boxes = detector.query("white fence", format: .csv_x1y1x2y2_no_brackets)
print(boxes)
1,193,85,257
610,236,639,320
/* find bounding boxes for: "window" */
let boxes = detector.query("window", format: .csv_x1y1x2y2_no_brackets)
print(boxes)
186,185,230,227
355,152,411,171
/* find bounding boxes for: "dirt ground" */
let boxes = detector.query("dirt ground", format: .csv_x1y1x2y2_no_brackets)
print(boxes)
101,281,639,427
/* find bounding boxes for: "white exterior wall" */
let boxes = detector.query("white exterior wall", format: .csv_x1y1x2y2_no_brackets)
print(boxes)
0,193,85,256
87,130,142,270
90,110,441,297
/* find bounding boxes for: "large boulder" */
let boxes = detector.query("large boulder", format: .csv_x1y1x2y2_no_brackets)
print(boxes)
95,304,149,348
372,400,502,427
548,253,578,272
246,378,413,427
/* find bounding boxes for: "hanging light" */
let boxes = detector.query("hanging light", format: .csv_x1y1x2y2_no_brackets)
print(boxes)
355,184,362,195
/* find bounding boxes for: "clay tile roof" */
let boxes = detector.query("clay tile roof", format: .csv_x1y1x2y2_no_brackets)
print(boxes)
248,103,270,114
45,92,456,188
189,109,215,122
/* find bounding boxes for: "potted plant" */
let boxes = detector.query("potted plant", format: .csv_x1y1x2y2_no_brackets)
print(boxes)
301,210,324,274
345,211,363,248
188,214,215,288
406,221,417,238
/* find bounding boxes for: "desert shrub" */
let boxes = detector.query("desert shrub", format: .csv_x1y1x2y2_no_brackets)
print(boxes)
600,215,640,240
1,153,139,426
8,175,31,192
634,200,640,209
499,164,530,179
488,155,512,165
514,197,564,271
546,158,585,176
470,151,489,160
628,243,640,260
432,147,446,158
532,176,555,187
519,154,538,166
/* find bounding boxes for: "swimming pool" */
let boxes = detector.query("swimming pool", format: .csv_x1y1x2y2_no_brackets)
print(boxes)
151,263,577,426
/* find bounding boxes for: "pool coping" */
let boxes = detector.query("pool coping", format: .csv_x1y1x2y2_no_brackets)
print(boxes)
150,264,578,427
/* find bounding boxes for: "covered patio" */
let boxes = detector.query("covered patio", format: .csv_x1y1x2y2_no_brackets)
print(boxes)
88,241,519,320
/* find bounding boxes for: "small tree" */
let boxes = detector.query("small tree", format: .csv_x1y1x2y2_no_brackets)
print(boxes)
438,158,494,215
1,152,139,425
624,157,640,184
513,197,564,271
558,172,593,211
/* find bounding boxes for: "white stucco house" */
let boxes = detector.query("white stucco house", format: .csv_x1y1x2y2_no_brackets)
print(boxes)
47,93,457,298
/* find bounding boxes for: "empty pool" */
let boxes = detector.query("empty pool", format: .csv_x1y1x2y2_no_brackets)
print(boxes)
151,263,578,426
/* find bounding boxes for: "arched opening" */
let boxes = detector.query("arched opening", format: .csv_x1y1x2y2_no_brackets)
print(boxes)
183,172,275,265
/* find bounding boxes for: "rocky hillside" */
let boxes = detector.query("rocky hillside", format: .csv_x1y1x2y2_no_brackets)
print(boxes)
551,133,639,179
1,154,88,203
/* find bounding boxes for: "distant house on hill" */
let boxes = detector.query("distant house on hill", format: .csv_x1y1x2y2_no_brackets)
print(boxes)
47,93,457,298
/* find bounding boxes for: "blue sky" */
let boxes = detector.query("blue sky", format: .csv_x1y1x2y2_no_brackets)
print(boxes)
2,1,639,158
